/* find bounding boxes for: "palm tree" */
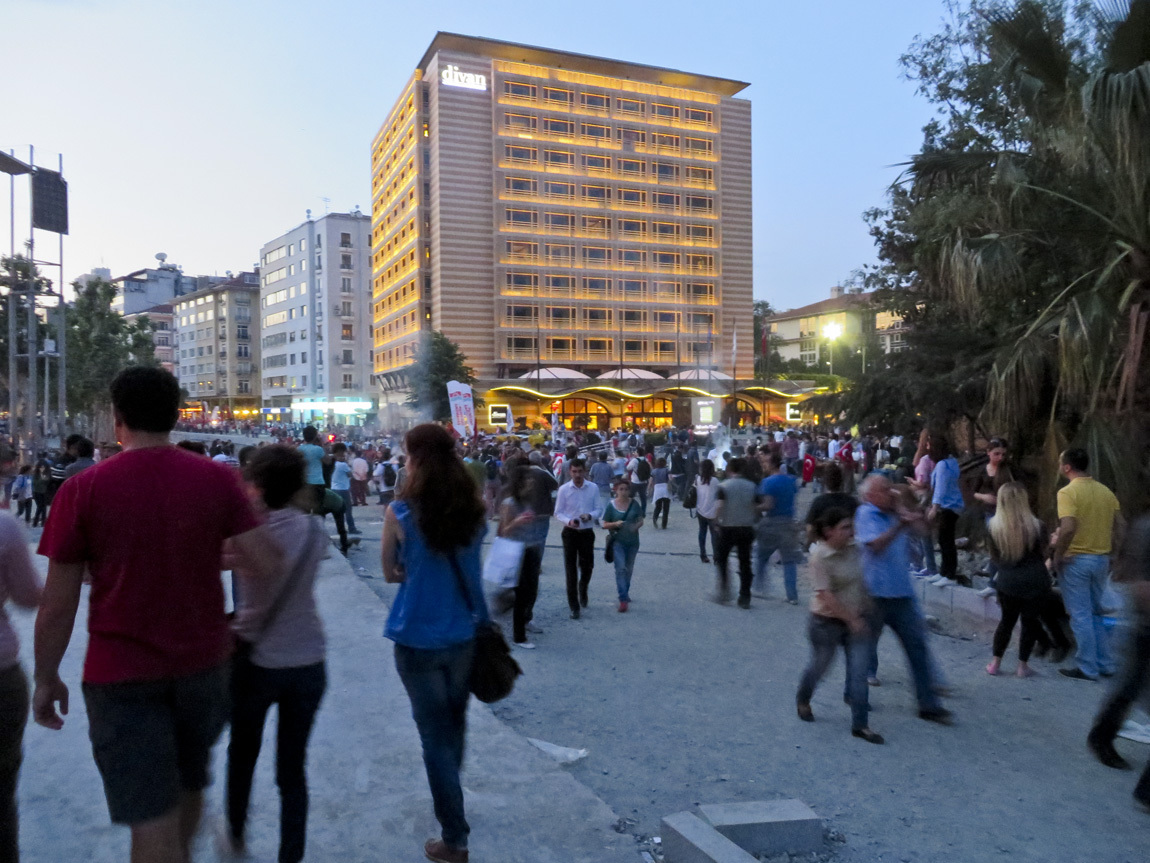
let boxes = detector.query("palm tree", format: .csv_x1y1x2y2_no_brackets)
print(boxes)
905,0,1150,506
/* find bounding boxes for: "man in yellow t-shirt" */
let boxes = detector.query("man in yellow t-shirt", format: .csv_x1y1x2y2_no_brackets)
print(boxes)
1054,448,1125,681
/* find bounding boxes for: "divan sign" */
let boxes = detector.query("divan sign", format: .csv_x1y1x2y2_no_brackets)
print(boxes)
440,64,487,91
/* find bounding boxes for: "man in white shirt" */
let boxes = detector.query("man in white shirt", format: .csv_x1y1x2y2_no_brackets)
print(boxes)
554,459,603,619
828,434,841,461
350,451,370,506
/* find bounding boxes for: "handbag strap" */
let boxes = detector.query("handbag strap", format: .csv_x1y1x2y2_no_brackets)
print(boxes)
447,551,483,621
252,516,323,643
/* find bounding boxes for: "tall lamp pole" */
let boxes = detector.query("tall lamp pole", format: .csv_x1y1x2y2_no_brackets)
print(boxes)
822,321,842,377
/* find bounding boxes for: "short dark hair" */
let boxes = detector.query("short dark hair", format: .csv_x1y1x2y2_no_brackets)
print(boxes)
110,366,179,432
176,440,207,455
245,445,305,509
302,426,318,443
332,442,347,455
74,437,95,459
65,433,84,449
765,452,783,471
727,457,745,476
813,506,853,540
1062,448,1089,472
822,461,844,492
569,458,586,471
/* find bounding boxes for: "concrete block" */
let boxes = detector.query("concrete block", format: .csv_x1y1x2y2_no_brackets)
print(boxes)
698,799,823,857
661,811,758,863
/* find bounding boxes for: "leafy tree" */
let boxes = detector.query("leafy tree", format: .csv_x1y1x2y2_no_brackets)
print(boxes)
845,0,1150,507
0,254,56,412
66,277,157,439
406,330,483,422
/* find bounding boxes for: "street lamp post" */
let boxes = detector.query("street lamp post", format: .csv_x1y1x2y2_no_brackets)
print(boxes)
822,321,843,377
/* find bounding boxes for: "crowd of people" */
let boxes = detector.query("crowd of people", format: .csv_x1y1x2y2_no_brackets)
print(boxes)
0,369,1146,863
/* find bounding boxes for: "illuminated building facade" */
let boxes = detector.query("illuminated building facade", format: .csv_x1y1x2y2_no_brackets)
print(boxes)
371,33,754,429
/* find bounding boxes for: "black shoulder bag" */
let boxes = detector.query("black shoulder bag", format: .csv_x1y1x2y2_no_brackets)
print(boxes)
448,552,522,704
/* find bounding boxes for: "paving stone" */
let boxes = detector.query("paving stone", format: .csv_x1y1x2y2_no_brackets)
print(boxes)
661,811,759,863
699,799,824,856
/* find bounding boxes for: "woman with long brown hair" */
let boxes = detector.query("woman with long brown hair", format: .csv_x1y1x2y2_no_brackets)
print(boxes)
381,424,487,863
985,482,1071,677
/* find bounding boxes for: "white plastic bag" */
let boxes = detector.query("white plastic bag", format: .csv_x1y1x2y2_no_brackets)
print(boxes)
482,536,525,588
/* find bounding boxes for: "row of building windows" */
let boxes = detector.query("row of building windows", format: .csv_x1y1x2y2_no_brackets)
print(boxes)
501,113,714,153
502,189,714,219
503,336,717,360
500,82,714,127
503,157,713,186
501,274,716,300
502,306,713,327
261,239,308,267
505,221,714,252
263,306,309,328
501,124,708,159
502,243,716,271
262,284,309,308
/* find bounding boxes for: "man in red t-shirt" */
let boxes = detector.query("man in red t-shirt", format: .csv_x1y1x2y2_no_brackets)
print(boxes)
32,366,280,863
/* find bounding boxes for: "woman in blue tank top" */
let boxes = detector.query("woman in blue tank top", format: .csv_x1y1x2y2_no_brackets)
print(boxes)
381,424,487,863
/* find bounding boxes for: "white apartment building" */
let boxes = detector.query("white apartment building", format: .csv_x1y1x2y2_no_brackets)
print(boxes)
258,211,375,425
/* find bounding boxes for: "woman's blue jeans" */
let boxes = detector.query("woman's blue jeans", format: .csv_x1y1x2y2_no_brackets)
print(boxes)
394,641,474,850
613,541,639,601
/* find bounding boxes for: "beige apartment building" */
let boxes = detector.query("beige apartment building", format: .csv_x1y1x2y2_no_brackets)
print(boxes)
174,271,261,421
371,33,756,429
767,287,907,368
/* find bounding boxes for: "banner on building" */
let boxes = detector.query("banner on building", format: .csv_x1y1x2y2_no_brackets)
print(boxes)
447,380,475,438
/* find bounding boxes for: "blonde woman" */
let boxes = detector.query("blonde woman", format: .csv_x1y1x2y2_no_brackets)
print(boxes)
986,482,1071,677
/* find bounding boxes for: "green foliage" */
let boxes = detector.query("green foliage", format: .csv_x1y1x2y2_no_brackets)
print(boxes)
0,254,57,407
66,278,157,426
848,0,1150,507
405,330,484,422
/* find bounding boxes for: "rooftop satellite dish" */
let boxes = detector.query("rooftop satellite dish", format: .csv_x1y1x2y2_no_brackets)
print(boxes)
155,252,168,263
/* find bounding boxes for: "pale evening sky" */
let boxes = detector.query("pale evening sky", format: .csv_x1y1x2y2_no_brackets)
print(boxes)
5,0,949,312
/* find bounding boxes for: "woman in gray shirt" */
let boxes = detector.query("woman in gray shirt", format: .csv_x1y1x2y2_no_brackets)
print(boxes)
225,445,329,863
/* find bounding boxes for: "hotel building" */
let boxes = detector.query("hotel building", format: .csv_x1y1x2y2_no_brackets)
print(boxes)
371,33,755,430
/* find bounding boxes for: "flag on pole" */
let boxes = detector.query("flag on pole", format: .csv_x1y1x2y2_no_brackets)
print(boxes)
505,406,514,434
731,324,738,373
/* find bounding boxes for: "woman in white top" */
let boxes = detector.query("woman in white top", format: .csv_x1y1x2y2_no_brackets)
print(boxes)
694,459,720,563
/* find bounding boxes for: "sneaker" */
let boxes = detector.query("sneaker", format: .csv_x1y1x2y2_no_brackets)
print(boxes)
796,703,814,722
786,599,799,605
1059,667,1098,682
976,586,997,598
618,600,629,613
569,608,581,620
579,588,589,608
928,575,948,585
737,596,751,609
933,577,957,588
425,838,468,863
867,676,881,687
514,641,536,650
851,727,885,745
525,622,544,634
349,528,363,535
909,568,930,578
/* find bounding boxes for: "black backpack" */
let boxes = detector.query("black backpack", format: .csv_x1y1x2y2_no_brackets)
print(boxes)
382,463,397,486
636,459,651,482
485,458,500,481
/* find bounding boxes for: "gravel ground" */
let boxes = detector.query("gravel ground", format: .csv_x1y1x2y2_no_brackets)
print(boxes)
350,488,1148,863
